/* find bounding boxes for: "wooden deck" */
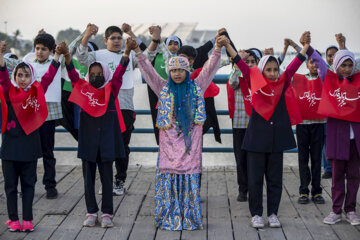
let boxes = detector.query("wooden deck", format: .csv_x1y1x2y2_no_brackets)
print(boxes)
0,165,359,240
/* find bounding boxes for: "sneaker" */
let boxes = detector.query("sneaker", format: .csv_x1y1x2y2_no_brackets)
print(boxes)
113,180,125,196
251,215,264,228
345,211,360,226
83,213,98,227
312,194,325,204
322,172,332,179
5,220,21,232
22,221,34,232
46,188,58,199
98,186,102,195
298,194,310,204
237,192,247,202
323,212,342,224
268,214,281,227
101,214,114,228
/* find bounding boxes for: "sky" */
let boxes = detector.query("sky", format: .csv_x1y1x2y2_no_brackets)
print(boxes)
0,0,359,52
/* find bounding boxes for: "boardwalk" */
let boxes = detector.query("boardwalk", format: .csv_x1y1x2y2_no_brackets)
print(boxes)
0,165,359,240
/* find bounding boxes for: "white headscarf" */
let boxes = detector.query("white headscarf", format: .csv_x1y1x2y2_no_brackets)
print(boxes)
258,55,279,74
11,62,37,91
85,61,112,89
165,36,181,48
333,50,355,75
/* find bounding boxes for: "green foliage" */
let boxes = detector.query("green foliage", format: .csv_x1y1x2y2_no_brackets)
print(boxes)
56,28,81,44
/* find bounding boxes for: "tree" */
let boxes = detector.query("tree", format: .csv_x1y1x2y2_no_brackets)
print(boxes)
12,29,21,48
56,28,81,44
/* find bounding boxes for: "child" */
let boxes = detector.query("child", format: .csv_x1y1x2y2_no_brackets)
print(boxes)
305,42,360,225
128,35,227,230
0,40,61,232
67,40,128,228
232,32,311,228
76,23,154,196
292,48,326,205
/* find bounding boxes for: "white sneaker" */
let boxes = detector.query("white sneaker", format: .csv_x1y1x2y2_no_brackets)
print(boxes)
346,211,360,226
323,212,342,225
268,214,281,227
98,186,102,195
251,215,264,228
113,180,125,196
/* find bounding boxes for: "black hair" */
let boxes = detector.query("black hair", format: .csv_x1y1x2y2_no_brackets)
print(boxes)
177,45,197,60
245,49,259,63
326,46,338,56
88,41,99,51
89,62,102,73
14,62,31,78
105,26,123,38
8,54,18,60
164,36,182,48
265,56,279,68
248,48,263,60
34,33,55,51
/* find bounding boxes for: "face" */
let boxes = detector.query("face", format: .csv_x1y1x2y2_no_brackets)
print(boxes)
104,32,123,52
35,44,51,63
263,61,279,81
245,56,257,68
336,59,354,78
306,58,318,76
168,40,179,54
326,48,338,66
170,69,186,84
178,53,195,66
89,65,104,78
15,67,32,89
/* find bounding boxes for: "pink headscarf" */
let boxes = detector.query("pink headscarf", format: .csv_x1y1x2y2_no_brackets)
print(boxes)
11,62,37,91
85,61,112,89
333,50,355,75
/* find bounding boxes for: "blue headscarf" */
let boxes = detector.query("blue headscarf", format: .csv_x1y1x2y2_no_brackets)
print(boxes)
168,71,197,152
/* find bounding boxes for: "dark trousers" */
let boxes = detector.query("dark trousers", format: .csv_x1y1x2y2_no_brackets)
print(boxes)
247,151,283,217
2,160,37,221
331,140,360,214
115,110,135,182
39,120,56,189
82,156,113,214
296,124,324,195
233,128,248,194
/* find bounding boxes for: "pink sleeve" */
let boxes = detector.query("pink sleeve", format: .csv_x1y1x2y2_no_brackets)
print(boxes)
195,49,221,91
0,67,12,100
65,62,80,87
111,57,128,96
40,60,61,93
284,55,304,85
136,53,166,96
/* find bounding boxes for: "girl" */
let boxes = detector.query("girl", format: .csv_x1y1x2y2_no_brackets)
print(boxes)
306,44,360,225
0,40,61,232
230,32,311,228
65,41,128,228
127,36,227,230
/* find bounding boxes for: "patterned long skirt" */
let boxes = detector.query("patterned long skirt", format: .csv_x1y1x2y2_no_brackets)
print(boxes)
154,170,202,231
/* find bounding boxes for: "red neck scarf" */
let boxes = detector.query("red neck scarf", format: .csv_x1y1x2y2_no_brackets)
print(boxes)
9,81,48,135
292,74,325,120
318,70,360,122
191,68,219,98
226,76,252,119
0,86,8,134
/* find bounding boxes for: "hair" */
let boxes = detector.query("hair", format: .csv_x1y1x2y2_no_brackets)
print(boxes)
88,41,99,51
265,56,279,68
164,36,182,47
105,26,123,38
9,54,18,60
33,33,55,51
14,62,31,79
177,45,197,60
245,49,259,63
326,46,338,56
89,62,103,73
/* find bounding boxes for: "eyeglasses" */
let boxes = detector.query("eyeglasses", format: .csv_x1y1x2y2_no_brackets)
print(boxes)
108,36,122,41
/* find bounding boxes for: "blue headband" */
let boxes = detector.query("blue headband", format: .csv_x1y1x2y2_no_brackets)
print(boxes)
87,42,95,52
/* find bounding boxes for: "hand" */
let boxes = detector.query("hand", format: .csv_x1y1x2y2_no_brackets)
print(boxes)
335,33,346,49
264,48,274,56
284,38,291,47
215,27,227,38
149,25,161,40
238,50,249,60
84,23,98,38
299,31,310,46
38,28,46,35
55,41,69,55
0,41,7,55
121,23,132,34
216,35,229,49
125,37,139,52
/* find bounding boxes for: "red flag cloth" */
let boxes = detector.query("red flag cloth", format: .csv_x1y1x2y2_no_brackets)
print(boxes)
292,74,325,120
115,99,126,133
250,67,302,125
9,81,48,135
226,77,253,119
69,78,112,117
226,81,235,119
0,86,8,134
191,68,220,98
317,70,360,123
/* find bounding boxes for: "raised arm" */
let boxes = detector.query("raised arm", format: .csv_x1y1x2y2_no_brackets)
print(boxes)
232,50,251,86
228,66,240,90
111,55,129,96
75,23,98,67
0,41,14,99
40,43,63,93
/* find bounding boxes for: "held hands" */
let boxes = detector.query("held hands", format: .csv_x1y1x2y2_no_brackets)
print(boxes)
125,37,139,54
215,28,227,38
264,48,274,56
215,35,230,50
55,41,69,56
38,28,46,35
0,41,7,55
238,50,250,60
299,31,311,46
84,23,98,38
335,33,346,49
149,25,161,40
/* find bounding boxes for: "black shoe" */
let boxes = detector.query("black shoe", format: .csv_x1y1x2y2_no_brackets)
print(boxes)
46,188,58,199
298,194,309,204
237,192,247,202
312,194,325,204
322,172,332,179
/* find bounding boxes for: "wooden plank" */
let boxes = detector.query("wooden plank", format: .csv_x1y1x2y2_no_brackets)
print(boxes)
225,171,259,240
181,169,208,240
23,215,66,240
283,171,339,240
207,167,233,240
